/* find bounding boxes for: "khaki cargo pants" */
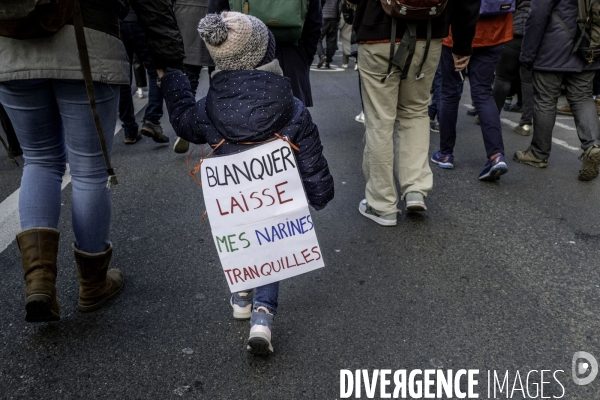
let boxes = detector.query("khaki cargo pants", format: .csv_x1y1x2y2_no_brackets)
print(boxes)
359,39,442,216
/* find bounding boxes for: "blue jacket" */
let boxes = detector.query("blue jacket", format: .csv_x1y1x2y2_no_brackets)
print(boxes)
161,68,335,210
520,0,600,72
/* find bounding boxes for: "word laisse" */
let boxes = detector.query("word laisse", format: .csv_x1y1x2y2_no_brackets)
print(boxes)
205,145,296,187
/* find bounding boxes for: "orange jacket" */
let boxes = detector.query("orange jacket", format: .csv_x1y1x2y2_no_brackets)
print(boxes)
443,13,513,48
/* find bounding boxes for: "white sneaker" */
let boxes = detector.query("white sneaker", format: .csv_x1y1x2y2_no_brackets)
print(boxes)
354,63,358,71
342,63,348,69
247,307,274,355
405,192,427,212
355,111,365,124
230,290,254,320
136,88,144,98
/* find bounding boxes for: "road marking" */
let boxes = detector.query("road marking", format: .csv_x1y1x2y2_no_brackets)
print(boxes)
0,97,147,254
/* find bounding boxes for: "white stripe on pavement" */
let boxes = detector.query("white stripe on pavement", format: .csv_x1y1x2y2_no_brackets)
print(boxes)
0,97,147,254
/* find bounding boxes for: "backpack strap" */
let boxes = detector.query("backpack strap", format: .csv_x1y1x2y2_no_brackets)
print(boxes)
72,0,118,188
381,18,398,83
414,20,432,80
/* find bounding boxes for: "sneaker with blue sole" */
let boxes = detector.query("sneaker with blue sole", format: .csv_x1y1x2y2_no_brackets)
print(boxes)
479,153,508,181
431,150,454,169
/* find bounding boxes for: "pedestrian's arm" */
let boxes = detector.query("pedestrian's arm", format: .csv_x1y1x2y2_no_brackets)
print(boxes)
128,0,185,70
520,0,553,66
449,0,481,57
158,69,210,144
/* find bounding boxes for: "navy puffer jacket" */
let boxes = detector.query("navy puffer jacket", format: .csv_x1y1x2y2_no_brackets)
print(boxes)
161,68,334,210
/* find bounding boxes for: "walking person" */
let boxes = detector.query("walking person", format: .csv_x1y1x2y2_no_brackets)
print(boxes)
119,8,170,144
160,12,334,354
349,0,480,226
491,0,534,137
0,0,184,322
432,10,513,181
317,0,340,69
514,0,600,181
173,0,215,154
209,0,322,107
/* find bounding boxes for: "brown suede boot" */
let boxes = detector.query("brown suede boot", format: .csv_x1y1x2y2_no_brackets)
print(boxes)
16,228,61,322
73,243,124,312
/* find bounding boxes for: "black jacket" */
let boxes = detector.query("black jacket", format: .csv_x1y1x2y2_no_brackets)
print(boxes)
348,0,480,56
208,0,322,107
161,68,335,209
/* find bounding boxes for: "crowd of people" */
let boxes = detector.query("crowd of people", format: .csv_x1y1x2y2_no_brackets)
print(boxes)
1,0,599,356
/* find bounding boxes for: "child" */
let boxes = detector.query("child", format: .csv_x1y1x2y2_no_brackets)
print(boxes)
159,12,334,355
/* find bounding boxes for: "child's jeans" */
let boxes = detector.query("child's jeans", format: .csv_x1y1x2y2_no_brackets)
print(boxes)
253,282,279,316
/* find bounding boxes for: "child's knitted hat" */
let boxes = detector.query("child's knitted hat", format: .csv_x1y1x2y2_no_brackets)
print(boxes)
198,12,275,71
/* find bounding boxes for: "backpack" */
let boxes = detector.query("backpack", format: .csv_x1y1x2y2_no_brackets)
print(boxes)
479,0,516,17
0,0,119,187
228,0,309,45
555,0,600,65
379,0,449,82
0,0,76,39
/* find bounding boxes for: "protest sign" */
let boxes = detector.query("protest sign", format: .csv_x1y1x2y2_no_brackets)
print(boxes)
201,140,325,293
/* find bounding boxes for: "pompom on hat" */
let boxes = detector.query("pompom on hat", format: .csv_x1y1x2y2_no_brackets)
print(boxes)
198,12,275,71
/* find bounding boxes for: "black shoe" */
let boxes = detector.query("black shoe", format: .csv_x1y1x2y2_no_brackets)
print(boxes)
467,108,477,116
140,121,169,143
317,56,326,69
124,132,142,144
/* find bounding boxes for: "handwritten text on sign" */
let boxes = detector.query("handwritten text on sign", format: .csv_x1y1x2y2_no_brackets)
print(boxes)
201,140,324,293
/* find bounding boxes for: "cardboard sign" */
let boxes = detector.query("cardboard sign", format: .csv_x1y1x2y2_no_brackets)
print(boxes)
201,140,325,293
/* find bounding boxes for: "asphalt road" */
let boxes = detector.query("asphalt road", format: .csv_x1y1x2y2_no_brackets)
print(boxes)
1,55,600,399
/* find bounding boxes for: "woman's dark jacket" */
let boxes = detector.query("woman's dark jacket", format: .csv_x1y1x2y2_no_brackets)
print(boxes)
208,0,322,107
161,69,335,209
347,0,481,56
521,0,600,72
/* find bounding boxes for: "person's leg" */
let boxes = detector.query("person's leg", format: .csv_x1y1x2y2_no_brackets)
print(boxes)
325,19,338,64
118,23,139,140
316,23,326,61
0,80,65,230
358,42,402,217
0,103,22,155
339,19,352,65
129,22,163,125
184,64,202,98
564,71,600,150
253,282,279,316
396,39,443,198
52,80,119,253
519,65,534,126
438,45,464,155
492,37,522,113
469,45,505,158
530,71,563,159
428,63,442,120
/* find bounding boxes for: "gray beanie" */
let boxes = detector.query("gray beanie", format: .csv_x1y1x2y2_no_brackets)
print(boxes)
198,12,271,71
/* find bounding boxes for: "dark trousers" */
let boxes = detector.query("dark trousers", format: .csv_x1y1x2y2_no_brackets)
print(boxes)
317,18,338,63
492,36,533,126
428,63,442,120
439,45,505,158
531,70,600,159
0,103,21,153
119,21,163,136
183,64,215,98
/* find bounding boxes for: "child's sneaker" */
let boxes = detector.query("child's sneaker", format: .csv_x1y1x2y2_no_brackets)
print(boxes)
479,153,508,181
230,290,254,320
247,307,274,355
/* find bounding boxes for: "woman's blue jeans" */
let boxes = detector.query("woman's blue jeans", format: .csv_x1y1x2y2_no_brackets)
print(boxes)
0,79,119,253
